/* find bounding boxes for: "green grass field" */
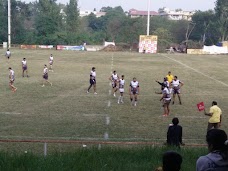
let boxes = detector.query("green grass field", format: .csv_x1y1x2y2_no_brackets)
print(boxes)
0,49,227,151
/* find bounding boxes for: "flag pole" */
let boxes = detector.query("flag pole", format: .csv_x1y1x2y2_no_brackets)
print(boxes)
147,0,150,36
8,0,11,48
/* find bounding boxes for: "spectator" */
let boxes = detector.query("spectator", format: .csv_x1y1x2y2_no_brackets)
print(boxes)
196,129,228,171
167,117,184,147
155,151,182,171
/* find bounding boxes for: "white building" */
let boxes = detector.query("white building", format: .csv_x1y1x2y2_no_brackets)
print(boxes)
158,7,195,21
79,10,106,18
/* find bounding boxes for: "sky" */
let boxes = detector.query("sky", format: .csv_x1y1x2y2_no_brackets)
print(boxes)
23,0,216,12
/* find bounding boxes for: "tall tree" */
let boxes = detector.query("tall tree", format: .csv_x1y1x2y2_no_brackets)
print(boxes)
35,0,62,44
215,0,228,41
66,0,79,33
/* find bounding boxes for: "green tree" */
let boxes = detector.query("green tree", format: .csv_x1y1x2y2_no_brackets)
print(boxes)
0,0,7,43
35,0,63,44
215,0,228,41
66,0,79,33
191,10,219,45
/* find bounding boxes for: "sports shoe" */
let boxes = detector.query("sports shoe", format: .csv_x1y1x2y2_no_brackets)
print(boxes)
87,91,89,93
42,85,45,87
117,101,120,104
94,92,97,95
162,114,168,117
113,93,116,97
121,100,124,103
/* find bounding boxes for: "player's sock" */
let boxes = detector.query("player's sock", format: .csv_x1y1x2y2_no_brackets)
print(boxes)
121,96,124,103
118,96,121,103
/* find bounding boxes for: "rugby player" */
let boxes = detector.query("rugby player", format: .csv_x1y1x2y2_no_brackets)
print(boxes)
22,58,29,77
118,75,125,104
42,64,52,87
87,67,97,94
129,77,140,106
49,54,54,72
171,76,184,105
109,71,119,97
160,85,171,116
8,67,17,92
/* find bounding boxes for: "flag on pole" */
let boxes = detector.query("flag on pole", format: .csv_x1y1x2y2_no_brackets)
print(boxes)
197,102,205,111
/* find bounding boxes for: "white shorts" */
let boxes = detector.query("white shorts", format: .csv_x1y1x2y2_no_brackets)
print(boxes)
119,88,124,93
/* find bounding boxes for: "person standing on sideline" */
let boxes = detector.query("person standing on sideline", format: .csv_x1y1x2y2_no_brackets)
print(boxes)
118,75,125,104
109,70,119,97
170,76,184,105
5,49,11,60
22,58,29,77
129,77,139,106
8,67,17,92
160,85,171,116
87,67,97,94
204,101,222,131
42,64,52,87
166,71,174,84
196,129,228,171
49,54,54,72
166,117,184,147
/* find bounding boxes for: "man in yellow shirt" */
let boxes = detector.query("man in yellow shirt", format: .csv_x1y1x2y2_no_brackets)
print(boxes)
166,71,174,83
204,101,222,131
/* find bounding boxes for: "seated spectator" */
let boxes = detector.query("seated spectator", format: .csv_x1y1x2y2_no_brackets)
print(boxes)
166,117,184,147
155,151,182,171
196,129,228,171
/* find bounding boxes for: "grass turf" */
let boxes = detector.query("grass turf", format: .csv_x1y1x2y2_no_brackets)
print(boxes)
0,49,227,150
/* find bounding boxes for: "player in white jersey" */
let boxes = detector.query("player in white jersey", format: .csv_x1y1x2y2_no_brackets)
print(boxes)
87,67,97,94
8,67,17,92
5,49,11,60
22,58,29,77
42,64,52,87
129,77,140,106
109,71,119,97
171,76,184,105
49,54,54,72
160,85,171,116
118,75,125,104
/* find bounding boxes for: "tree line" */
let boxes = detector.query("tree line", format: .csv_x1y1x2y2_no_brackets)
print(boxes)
0,0,227,52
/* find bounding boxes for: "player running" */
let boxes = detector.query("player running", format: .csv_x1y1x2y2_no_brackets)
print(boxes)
22,58,29,77
8,67,17,92
109,70,119,97
49,54,54,72
160,85,171,116
87,67,97,94
42,64,52,87
171,76,184,105
5,49,11,60
118,75,125,104
129,77,140,106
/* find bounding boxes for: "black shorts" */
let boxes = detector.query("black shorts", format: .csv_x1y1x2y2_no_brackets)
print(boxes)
90,79,96,85
23,66,27,71
43,74,48,80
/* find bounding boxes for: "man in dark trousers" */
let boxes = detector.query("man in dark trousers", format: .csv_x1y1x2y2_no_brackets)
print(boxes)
166,117,184,147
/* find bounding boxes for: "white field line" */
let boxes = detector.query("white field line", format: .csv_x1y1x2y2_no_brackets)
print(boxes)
0,135,205,141
106,116,110,125
161,54,228,87
82,114,107,117
0,112,21,115
107,100,111,107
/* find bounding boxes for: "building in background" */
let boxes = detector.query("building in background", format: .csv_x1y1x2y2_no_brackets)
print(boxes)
158,7,195,21
128,9,158,18
79,10,106,18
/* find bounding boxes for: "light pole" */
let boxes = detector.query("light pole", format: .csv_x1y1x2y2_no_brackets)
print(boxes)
147,0,150,36
8,0,11,48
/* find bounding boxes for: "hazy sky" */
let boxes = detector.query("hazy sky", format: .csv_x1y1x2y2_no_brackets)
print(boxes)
24,0,216,11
